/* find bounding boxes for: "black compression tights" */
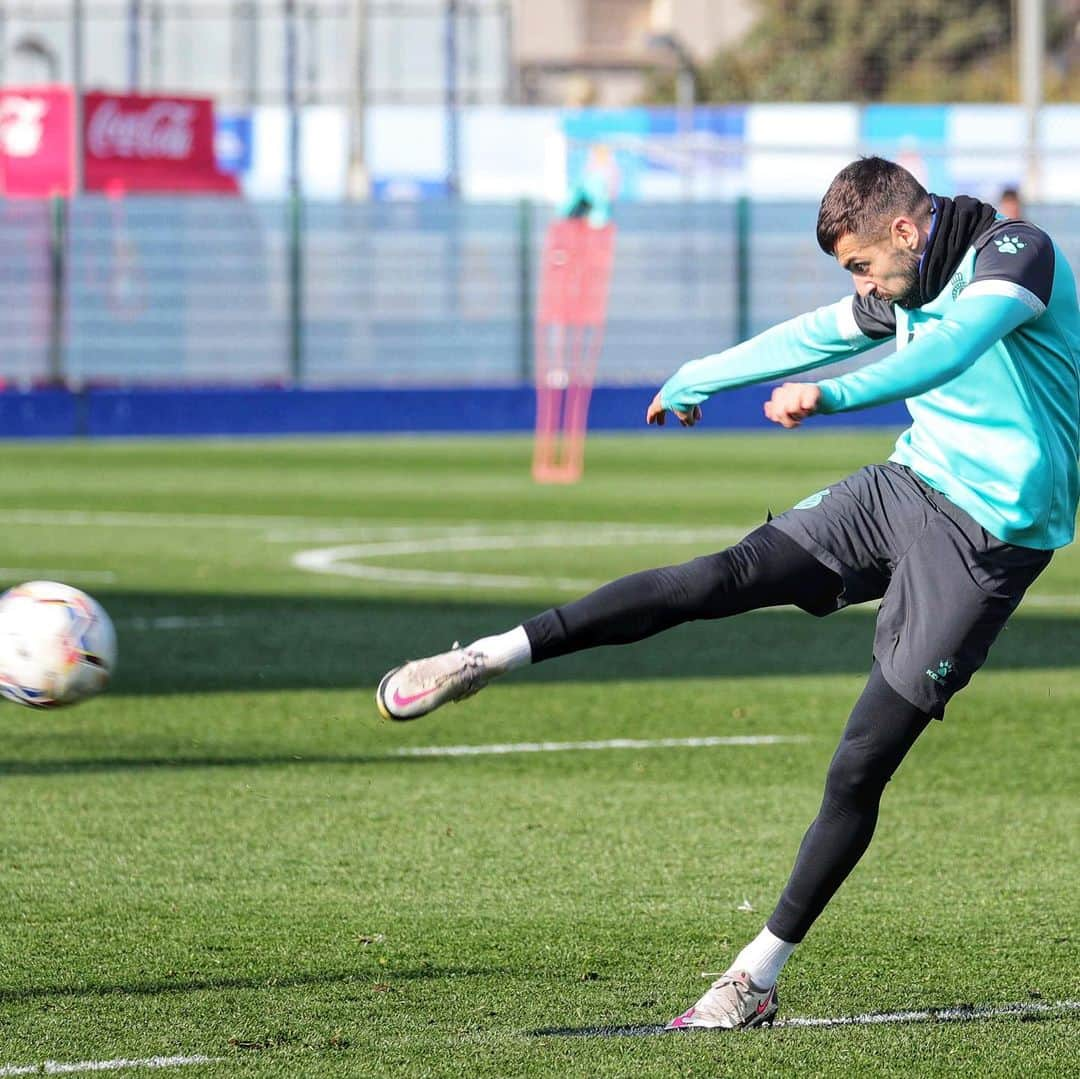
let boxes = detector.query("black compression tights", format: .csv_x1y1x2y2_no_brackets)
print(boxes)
522,523,841,661
767,664,932,942
520,524,932,946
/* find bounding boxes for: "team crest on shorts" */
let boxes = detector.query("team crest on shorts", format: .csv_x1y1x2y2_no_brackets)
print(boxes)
794,489,831,510
926,658,957,685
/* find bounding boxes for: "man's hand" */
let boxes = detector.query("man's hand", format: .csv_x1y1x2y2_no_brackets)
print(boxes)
764,383,821,429
647,392,702,427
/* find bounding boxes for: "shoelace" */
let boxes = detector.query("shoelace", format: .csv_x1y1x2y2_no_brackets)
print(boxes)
419,639,488,699
697,972,755,1012
449,643,489,699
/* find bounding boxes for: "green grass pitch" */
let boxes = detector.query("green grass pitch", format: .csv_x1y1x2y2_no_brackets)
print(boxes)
0,431,1077,1077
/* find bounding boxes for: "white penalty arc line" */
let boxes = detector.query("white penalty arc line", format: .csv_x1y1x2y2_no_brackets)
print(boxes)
0,1055,221,1077
292,526,751,591
390,735,805,758
287,526,1080,606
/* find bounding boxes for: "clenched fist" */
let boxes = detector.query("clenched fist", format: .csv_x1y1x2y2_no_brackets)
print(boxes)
764,383,822,429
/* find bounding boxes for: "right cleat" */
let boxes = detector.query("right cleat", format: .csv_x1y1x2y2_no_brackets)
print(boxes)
376,645,492,721
666,970,779,1030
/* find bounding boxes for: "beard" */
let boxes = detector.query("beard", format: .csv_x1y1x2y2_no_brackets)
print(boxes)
892,249,923,309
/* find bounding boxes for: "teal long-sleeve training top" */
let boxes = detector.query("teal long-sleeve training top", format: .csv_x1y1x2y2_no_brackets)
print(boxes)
659,220,1080,550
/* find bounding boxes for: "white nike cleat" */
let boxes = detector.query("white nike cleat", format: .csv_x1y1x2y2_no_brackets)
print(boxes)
376,644,493,721
666,970,779,1030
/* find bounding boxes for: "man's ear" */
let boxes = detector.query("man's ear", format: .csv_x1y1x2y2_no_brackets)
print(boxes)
890,216,921,252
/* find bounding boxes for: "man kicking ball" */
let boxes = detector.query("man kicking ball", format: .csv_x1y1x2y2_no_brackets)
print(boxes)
376,157,1080,1030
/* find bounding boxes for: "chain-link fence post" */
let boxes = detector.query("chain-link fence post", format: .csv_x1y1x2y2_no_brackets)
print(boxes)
518,198,534,382
48,194,68,385
285,0,304,383
735,195,751,344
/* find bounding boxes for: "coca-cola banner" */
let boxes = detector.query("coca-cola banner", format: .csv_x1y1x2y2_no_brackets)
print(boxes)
83,91,238,194
0,86,75,197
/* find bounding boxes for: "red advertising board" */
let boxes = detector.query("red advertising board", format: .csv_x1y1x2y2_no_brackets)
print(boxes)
83,92,238,194
0,88,238,197
0,86,75,197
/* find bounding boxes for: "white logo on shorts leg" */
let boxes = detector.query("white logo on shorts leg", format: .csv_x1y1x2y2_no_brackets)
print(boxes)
926,658,957,684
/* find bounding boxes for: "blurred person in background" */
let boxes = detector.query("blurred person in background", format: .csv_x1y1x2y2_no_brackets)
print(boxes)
559,143,619,228
999,186,1023,219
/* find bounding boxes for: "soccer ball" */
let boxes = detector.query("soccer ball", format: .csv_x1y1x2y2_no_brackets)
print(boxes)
0,581,117,708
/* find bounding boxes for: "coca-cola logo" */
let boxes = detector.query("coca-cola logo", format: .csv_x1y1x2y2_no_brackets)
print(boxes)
0,95,48,157
87,100,196,160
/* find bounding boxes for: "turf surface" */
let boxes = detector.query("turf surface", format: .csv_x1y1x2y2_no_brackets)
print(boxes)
1,432,1077,1077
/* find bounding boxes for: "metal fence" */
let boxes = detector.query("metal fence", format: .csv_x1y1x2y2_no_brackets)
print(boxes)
3,196,1079,388
0,1,511,108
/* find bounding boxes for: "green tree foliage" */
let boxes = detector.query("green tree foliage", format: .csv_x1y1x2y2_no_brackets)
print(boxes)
645,0,1080,104
701,0,1013,101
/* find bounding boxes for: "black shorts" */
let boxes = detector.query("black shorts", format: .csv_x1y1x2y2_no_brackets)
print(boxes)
769,462,1052,717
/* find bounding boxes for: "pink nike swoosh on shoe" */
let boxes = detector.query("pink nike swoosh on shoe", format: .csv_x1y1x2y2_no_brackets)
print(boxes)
665,1008,696,1029
392,684,442,709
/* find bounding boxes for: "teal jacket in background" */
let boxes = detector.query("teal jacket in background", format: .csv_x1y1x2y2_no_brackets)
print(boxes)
558,171,613,228
660,218,1080,550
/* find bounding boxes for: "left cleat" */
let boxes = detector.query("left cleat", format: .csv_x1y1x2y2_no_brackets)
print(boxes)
666,970,779,1030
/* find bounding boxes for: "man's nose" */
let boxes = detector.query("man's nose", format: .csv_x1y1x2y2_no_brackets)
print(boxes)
854,278,877,297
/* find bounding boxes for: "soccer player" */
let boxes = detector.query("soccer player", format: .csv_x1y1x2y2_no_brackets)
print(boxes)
376,157,1080,1029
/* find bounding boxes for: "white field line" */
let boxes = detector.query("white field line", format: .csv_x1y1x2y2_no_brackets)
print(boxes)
543,997,1080,1038
0,1055,221,1077
292,526,749,591
6,508,349,532
391,735,805,758
4,509,753,540
2,1000,1074,1070
4,509,503,538
0,568,117,584
777,998,1080,1029
7,508,1080,606
266,523,751,546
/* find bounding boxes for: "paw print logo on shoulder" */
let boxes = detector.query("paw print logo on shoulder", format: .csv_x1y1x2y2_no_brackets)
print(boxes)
993,235,1026,255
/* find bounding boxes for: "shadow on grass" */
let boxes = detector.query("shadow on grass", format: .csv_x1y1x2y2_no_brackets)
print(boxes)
3,587,1077,778
0,752,444,777
75,588,1080,698
0,965,508,1004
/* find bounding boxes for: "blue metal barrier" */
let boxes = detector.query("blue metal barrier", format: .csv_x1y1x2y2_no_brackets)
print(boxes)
0,385,909,439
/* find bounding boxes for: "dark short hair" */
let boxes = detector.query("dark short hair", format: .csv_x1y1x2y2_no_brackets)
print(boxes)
816,157,931,255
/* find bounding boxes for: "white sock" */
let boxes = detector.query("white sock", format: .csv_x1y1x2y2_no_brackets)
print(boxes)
728,927,797,989
466,626,532,673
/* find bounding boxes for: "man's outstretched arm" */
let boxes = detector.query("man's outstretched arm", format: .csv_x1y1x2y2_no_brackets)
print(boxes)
814,293,1037,413
761,292,1040,428
649,294,888,425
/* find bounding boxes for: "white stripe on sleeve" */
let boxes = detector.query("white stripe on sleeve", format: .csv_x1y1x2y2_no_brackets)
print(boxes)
833,295,868,344
962,279,1046,317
